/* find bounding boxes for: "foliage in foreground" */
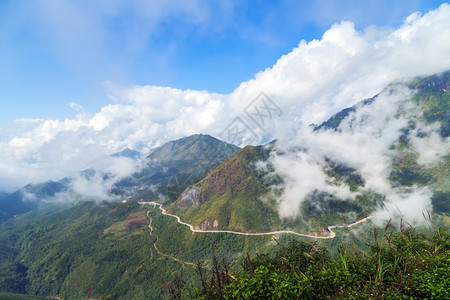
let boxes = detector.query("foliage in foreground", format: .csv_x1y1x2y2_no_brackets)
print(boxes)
191,227,449,299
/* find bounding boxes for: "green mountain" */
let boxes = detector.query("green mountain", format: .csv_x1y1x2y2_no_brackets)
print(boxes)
171,144,376,234
115,134,240,202
389,72,450,206
315,71,449,135
0,180,70,223
170,72,450,234
171,144,277,232
409,71,450,137
0,72,448,299
148,133,239,162
314,97,375,131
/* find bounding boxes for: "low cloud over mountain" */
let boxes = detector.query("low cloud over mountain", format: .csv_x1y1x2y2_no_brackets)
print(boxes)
1,4,450,194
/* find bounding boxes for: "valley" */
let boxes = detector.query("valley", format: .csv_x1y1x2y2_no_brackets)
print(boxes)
0,71,448,299
2,3,450,298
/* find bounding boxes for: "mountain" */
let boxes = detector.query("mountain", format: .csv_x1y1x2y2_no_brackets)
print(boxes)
0,72,448,299
317,71,450,135
0,180,70,223
111,148,141,159
390,72,450,213
172,144,375,234
114,134,240,202
314,97,375,131
0,190,37,219
148,133,239,162
411,72,450,138
320,72,450,209
170,72,450,234
0,192,13,223
0,134,240,224
172,144,277,232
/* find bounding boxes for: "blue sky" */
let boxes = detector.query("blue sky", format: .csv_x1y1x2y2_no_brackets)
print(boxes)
0,0,447,131
1,0,450,196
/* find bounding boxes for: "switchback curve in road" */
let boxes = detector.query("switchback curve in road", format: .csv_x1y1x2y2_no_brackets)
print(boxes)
140,201,372,239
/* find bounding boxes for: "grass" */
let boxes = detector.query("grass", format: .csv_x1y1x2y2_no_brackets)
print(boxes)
187,221,450,299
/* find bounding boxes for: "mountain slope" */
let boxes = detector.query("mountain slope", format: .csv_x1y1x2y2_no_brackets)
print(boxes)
0,180,70,223
172,144,277,232
115,134,240,202
173,143,375,234
0,198,274,299
171,72,450,233
148,133,239,162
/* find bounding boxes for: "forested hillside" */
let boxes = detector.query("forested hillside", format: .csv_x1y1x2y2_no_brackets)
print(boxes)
0,72,448,299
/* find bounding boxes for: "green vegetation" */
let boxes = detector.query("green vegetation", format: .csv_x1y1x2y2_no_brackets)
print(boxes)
389,72,450,224
0,72,448,299
114,134,240,204
0,200,277,299
173,145,275,232
192,228,450,299
0,292,46,299
174,145,375,235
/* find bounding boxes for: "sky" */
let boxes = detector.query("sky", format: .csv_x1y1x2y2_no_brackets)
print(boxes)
0,0,447,130
0,0,450,219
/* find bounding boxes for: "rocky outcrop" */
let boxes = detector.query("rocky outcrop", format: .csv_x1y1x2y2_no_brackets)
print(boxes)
176,186,201,207
194,219,219,230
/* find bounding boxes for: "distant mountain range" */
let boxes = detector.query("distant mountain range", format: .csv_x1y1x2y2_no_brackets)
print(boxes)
114,134,240,202
0,134,240,223
0,71,448,299
1,72,449,229
111,148,141,159
165,71,450,233
0,180,69,223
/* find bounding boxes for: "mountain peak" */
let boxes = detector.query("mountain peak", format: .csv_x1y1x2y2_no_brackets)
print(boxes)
112,148,141,159
147,133,240,162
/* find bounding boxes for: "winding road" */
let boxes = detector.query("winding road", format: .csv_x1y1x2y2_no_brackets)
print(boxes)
140,201,372,239
146,211,197,267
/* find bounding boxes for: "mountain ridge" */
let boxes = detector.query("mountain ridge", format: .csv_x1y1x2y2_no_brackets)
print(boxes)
168,71,450,234
0,71,448,299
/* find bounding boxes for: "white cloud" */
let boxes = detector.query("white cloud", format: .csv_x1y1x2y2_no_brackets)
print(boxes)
372,187,433,227
410,123,450,166
270,87,413,217
69,102,84,112
269,82,447,224
0,3,449,216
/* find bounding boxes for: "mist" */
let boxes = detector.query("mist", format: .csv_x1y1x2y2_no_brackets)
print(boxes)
1,4,450,210
269,83,448,225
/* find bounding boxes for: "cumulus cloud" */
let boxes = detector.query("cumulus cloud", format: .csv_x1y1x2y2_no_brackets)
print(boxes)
230,4,450,130
0,3,450,217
